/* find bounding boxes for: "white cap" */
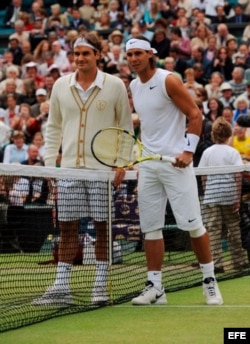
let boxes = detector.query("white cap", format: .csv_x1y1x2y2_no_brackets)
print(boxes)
48,64,60,72
25,61,37,69
35,88,47,96
220,82,232,92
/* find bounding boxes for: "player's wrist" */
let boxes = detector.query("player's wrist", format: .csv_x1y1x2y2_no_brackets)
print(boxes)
184,133,200,153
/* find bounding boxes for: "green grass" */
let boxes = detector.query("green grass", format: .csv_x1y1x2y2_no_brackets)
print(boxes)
0,277,249,344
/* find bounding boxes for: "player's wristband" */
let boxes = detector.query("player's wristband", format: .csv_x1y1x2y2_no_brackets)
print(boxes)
184,133,200,153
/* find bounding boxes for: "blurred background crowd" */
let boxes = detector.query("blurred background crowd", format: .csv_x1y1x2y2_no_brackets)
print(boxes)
0,0,250,166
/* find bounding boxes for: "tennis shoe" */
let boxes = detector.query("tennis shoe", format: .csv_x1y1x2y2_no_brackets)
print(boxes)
32,285,73,306
131,281,167,305
91,286,109,305
203,277,223,305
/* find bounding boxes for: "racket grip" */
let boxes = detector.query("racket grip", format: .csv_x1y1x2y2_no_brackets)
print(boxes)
161,156,176,164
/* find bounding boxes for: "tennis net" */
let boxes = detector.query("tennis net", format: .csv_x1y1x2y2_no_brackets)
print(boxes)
0,163,249,332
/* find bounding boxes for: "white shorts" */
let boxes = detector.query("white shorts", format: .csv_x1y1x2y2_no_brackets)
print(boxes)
138,161,203,233
57,179,112,222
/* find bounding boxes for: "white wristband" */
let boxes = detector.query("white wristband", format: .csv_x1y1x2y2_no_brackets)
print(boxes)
184,133,200,153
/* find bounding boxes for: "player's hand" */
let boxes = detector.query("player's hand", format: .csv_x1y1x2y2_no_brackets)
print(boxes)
173,152,193,168
113,167,126,187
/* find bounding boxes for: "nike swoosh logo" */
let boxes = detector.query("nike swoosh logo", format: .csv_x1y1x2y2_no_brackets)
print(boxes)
130,41,136,45
188,219,196,223
149,86,157,90
187,138,190,146
156,292,164,299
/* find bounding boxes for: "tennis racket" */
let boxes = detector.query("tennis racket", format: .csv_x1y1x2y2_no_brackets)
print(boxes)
91,127,176,168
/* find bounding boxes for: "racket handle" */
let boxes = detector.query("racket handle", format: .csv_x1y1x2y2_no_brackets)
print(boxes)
161,156,176,164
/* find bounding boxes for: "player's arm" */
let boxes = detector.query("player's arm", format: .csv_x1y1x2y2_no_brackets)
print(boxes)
166,74,202,168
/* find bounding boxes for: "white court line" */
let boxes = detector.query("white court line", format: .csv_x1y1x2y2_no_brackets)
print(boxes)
114,305,250,308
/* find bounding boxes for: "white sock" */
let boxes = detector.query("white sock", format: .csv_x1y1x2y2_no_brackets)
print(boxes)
94,261,109,288
199,261,215,280
147,271,162,290
54,262,72,289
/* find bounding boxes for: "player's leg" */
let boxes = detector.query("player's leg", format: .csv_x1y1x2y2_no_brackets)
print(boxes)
131,164,167,305
32,179,83,306
89,181,110,304
91,220,109,304
166,165,223,305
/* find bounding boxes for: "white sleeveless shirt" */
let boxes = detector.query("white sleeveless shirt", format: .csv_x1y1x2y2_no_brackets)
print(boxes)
130,69,186,157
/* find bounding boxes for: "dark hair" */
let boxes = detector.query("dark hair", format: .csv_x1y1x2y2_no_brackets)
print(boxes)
170,26,182,37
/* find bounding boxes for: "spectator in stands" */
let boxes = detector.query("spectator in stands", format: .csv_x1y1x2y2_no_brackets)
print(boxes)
222,106,234,125
187,45,212,81
219,82,236,110
33,39,50,65
233,95,250,125
0,79,24,109
49,41,68,72
137,19,154,41
229,66,248,97
79,0,96,28
4,0,26,28
235,42,250,69
195,86,209,114
169,26,191,61
210,5,228,24
21,144,44,166
32,131,45,161
191,24,209,50
226,37,238,60
0,65,24,95
193,62,208,86
29,0,43,25
143,0,162,30
204,0,226,20
108,0,120,28
183,68,203,97
199,117,249,272
43,74,55,99
3,130,28,164
124,0,143,27
212,46,235,82
31,88,47,118
29,17,47,52
151,28,170,60
10,19,29,46
108,30,125,49
163,56,182,80
160,0,179,24
205,72,224,99
48,3,69,29
192,98,213,168
104,45,125,75
36,100,49,137
168,46,188,80
178,16,192,39
230,123,250,162
68,6,90,31
206,97,224,122
8,37,23,66
32,32,133,307
2,93,20,127
94,11,111,31
227,4,250,24
215,23,236,49
18,11,34,32
11,103,41,143
241,80,250,106
23,61,45,90
0,51,20,81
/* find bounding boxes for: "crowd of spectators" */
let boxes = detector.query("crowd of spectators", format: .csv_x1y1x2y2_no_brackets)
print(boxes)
0,0,250,165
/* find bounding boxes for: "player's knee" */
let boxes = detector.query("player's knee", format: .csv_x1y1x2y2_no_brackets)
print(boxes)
189,226,206,238
145,229,163,240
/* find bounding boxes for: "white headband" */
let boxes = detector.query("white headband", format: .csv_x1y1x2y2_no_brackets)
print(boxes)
73,37,97,51
125,39,157,54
